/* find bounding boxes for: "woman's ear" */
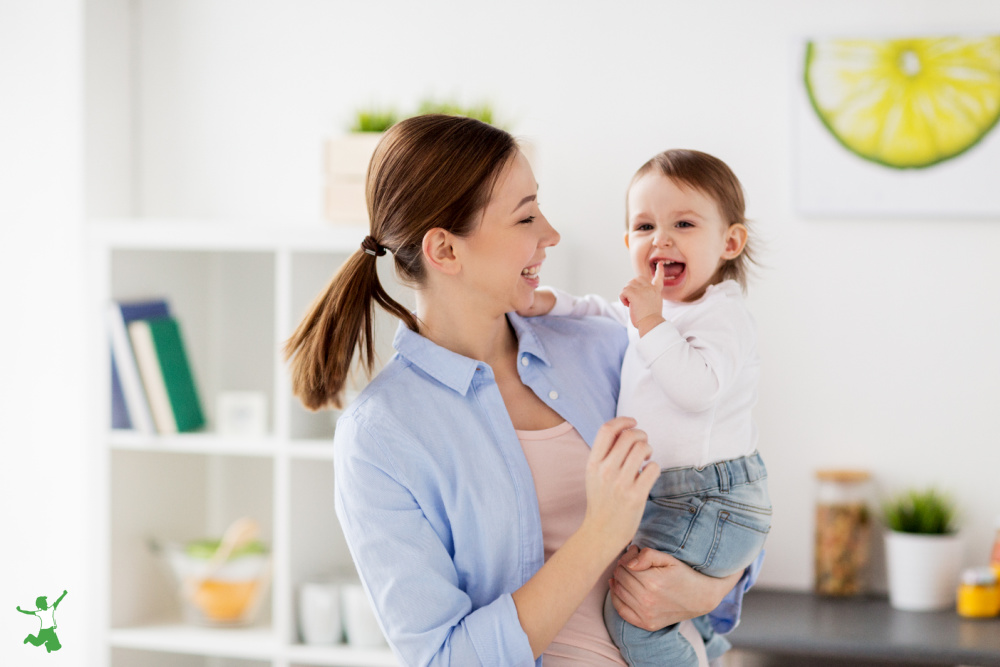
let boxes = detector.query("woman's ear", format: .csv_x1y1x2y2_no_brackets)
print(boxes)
422,228,461,275
722,223,748,260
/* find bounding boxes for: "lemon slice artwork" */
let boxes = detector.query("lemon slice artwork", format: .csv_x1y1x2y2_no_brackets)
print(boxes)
805,36,1000,169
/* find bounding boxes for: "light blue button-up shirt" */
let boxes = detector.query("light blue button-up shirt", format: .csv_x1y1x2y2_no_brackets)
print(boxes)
334,312,755,666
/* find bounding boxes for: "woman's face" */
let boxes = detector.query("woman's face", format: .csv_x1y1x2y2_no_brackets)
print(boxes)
455,150,560,315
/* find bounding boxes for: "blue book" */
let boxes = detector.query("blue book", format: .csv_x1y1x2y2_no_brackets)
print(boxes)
108,299,171,432
111,356,131,429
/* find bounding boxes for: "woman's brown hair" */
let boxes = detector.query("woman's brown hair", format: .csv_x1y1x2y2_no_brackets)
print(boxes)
627,149,756,290
285,114,519,410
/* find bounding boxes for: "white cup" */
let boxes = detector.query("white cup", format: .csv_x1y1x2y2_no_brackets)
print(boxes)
340,582,387,648
298,582,341,645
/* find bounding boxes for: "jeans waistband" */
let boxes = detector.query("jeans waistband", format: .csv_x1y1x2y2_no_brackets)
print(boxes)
652,451,767,497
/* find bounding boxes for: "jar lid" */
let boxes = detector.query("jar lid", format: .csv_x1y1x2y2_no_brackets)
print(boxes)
815,469,871,482
961,567,998,586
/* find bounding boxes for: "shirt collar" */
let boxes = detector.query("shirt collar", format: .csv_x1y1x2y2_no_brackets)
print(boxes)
392,313,553,395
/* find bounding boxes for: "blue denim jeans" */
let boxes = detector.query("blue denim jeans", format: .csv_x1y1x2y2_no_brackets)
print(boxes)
604,451,771,667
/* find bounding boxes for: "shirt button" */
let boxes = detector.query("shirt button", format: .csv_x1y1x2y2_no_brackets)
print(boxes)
549,390,559,400
521,356,529,366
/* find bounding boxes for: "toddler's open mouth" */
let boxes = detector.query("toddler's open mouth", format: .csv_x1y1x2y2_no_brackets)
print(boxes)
652,260,686,282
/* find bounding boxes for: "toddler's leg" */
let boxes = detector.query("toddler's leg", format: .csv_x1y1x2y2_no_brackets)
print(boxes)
603,591,702,667
693,614,732,663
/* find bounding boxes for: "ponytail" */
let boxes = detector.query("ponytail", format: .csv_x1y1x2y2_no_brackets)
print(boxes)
284,248,416,411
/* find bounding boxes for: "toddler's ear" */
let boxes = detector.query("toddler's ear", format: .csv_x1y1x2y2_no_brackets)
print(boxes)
722,223,748,259
623,232,630,249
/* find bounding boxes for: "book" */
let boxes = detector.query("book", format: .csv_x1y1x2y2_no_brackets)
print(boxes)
108,299,171,432
110,356,130,429
128,316,205,434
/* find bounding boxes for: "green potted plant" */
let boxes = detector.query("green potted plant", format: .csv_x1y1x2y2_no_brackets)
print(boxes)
415,99,496,126
325,107,399,224
882,488,963,611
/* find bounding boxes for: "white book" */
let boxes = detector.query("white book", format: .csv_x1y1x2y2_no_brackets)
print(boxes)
127,319,178,435
107,300,167,433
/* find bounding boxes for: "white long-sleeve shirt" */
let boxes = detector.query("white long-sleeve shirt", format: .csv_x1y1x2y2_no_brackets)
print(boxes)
548,280,759,470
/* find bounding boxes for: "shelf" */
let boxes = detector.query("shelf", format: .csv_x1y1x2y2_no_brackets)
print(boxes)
109,431,281,457
109,624,279,660
288,440,336,459
287,643,398,666
108,432,339,458
90,218,369,252
107,625,399,666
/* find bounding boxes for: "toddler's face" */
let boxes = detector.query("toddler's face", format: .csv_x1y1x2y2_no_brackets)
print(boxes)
625,173,745,303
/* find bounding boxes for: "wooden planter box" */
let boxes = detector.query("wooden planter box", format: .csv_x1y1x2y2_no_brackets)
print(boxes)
324,132,384,223
324,133,538,224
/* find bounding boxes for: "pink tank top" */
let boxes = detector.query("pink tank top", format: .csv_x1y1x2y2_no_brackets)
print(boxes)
516,421,627,666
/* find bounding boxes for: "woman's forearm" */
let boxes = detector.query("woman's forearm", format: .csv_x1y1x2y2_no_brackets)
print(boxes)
512,522,622,658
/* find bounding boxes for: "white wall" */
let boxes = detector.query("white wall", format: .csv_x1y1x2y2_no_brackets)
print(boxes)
128,0,1000,590
0,1,90,665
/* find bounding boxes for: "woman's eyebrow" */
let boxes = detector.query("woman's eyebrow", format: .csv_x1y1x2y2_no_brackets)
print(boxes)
511,194,537,213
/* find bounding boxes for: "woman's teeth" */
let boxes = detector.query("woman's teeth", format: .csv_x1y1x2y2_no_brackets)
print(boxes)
521,266,539,277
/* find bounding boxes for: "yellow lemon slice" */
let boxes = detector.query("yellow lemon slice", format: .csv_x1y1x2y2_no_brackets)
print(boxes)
805,36,1000,169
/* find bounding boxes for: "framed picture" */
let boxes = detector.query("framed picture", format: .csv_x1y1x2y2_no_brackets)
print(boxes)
793,34,1000,217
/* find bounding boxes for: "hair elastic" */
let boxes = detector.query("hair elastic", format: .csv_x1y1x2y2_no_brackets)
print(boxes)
361,235,387,257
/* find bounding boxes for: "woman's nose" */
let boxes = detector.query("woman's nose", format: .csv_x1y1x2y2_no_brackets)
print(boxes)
540,214,560,247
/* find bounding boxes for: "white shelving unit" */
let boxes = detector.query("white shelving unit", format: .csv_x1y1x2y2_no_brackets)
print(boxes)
89,220,405,667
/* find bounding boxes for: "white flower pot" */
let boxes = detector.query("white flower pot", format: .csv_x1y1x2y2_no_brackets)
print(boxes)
884,531,963,611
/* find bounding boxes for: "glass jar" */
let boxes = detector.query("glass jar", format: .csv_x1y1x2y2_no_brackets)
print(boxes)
957,567,1000,618
814,469,872,596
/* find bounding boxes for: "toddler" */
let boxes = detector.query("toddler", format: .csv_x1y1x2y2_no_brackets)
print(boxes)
523,149,770,666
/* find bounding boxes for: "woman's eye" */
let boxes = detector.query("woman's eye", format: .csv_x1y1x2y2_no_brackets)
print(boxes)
519,215,536,224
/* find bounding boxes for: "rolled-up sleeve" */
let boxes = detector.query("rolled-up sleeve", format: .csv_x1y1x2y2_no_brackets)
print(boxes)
334,415,536,667
707,550,764,635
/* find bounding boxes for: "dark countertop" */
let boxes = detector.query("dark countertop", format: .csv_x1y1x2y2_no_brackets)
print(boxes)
728,589,1000,666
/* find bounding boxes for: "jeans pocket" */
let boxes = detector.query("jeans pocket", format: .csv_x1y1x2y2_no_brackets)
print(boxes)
696,502,771,577
634,495,704,554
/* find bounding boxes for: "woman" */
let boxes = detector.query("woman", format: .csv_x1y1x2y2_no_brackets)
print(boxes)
286,114,746,666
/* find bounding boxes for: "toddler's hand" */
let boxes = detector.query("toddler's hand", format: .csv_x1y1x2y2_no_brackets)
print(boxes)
620,263,666,335
516,289,556,317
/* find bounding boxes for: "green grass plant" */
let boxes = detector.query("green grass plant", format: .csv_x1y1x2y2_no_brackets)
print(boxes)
882,488,957,535
416,99,496,126
351,108,399,133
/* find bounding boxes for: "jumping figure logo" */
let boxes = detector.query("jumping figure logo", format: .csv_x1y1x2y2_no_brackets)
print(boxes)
16,590,67,653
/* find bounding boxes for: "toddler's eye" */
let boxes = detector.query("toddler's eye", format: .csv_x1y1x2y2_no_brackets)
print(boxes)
676,221,694,228
634,223,654,232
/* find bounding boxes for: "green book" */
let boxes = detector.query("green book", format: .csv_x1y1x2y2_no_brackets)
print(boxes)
128,317,206,433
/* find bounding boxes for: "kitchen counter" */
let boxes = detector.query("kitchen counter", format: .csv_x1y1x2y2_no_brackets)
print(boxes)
728,589,1000,666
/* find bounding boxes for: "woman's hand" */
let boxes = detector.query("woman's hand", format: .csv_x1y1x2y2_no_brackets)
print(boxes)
582,418,660,555
619,263,666,335
608,545,742,631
